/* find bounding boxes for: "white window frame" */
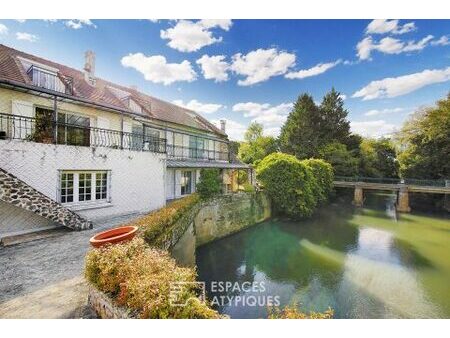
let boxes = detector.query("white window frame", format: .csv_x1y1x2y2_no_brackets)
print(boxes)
58,170,111,205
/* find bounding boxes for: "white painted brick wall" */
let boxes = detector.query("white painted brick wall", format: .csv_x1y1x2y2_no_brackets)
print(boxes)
0,140,166,221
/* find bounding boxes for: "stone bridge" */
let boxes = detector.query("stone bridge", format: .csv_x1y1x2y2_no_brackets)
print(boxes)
333,177,450,212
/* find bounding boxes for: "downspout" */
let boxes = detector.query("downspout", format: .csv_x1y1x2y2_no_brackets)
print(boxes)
53,95,58,143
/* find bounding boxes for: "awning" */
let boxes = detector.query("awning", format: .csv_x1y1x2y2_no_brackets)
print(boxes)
167,159,251,169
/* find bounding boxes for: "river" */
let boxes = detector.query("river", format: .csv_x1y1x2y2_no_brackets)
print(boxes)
196,192,450,318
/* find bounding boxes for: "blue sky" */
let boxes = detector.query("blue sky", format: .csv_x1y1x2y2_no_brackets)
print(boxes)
0,19,449,140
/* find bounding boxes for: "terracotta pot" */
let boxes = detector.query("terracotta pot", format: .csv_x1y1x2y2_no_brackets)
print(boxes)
89,226,138,248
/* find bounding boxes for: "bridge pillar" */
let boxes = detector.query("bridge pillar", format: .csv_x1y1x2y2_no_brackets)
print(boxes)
353,186,363,207
397,186,411,213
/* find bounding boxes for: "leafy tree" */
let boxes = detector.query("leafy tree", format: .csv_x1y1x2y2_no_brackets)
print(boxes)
397,94,450,179
319,142,359,177
359,138,399,178
238,122,278,164
196,169,222,199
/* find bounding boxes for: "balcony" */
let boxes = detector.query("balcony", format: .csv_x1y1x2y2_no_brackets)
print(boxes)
27,65,74,95
166,144,229,162
0,113,166,153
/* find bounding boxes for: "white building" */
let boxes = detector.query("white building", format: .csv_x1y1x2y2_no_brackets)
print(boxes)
0,44,249,230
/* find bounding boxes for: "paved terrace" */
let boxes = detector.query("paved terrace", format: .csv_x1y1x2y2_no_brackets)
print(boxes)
0,213,139,319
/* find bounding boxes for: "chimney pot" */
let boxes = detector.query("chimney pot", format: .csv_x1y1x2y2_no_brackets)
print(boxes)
220,119,226,133
84,50,96,85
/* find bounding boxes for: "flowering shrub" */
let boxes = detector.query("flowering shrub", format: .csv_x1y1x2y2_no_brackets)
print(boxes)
269,304,334,319
122,194,200,244
85,238,220,318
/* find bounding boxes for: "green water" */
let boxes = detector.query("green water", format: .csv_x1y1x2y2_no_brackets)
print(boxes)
196,193,450,318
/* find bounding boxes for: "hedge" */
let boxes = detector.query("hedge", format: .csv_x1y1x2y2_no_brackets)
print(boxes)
256,153,333,218
85,238,220,318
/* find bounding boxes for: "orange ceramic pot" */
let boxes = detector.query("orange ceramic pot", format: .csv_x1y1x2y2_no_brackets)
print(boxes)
89,226,138,248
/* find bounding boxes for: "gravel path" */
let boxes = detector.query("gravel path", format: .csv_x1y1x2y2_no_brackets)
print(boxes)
0,213,140,318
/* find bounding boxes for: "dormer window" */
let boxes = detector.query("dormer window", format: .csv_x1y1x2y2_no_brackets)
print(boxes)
26,65,73,95
122,97,142,114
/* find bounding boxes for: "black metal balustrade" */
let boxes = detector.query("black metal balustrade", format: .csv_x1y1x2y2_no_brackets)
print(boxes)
0,113,166,153
166,144,230,162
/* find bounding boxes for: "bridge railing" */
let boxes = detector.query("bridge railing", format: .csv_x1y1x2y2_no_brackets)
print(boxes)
334,176,448,187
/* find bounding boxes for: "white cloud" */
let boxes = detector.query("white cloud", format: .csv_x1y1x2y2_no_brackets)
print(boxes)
160,20,232,52
121,53,197,85
232,102,293,136
231,48,296,86
211,118,247,141
65,19,96,30
364,107,404,116
16,32,38,42
353,67,450,100
0,23,8,35
357,35,434,60
431,35,450,46
340,94,347,100
351,120,397,138
16,19,26,23
366,19,416,35
196,55,229,82
285,59,341,79
172,99,222,114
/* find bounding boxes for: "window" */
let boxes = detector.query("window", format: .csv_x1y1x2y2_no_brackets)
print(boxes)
181,171,192,196
60,171,109,204
57,113,90,146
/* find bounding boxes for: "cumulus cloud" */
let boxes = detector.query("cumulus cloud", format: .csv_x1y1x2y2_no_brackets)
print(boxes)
366,19,416,35
431,35,450,46
285,59,341,79
357,35,434,60
172,99,222,114
196,55,229,82
353,67,450,100
65,19,96,29
364,107,405,116
211,118,247,141
121,53,197,85
16,32,38,42
231,48,296,86
160,19,232,52
232,102,293,136
351,120,398,138
0,23,8,35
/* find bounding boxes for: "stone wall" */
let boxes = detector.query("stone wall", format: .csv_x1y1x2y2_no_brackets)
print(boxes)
0,168,92,230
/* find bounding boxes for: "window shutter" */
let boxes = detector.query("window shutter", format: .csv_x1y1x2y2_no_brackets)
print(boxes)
11,100,34,139
122,121,132,149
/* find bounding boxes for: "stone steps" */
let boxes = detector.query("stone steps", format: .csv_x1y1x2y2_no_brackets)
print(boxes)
0,226,68,247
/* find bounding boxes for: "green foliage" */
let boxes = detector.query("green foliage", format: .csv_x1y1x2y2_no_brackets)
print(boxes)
85,238,220,318
196,169,222,199
397,94,450,179
319,142,359,176
279,89,353,160
241,182,255,192
269,304,334,319
237,170,248,185
122,194,200,244
257,153,332,218
238,122,278,164
359,138,399,178
301,159,334,204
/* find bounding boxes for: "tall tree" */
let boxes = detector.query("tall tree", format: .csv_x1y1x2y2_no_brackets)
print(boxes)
397,94,450,179
238,122,278,164
319,88,351,146
359,138,399,178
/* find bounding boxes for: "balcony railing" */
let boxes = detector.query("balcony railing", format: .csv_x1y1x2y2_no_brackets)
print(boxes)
27,65,74,95
166,144,229,162
0,113,166,153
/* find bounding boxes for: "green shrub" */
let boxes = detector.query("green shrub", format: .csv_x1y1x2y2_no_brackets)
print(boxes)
301,158,334,204
196,169,222,199
122,194,200,245
256,153,317,218
241,182,255,192
85,238,220,318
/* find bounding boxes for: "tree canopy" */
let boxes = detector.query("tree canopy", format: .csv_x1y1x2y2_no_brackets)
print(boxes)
238,122,278,164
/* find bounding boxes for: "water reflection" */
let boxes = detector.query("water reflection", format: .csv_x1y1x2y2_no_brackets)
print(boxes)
196,195,450,318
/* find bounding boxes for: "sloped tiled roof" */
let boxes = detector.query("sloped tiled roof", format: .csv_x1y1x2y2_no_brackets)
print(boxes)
0,44,226,137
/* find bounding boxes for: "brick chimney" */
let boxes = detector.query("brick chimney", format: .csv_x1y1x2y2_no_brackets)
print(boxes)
220,119,226,133
84,50,96,86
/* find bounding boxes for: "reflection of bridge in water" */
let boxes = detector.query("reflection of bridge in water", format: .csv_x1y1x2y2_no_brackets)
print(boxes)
333,177,450,212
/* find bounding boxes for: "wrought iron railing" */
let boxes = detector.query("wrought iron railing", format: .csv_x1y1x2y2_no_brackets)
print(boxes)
334,176,448,187
27,65,74,95
0,113,166,153
166,144,229,162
